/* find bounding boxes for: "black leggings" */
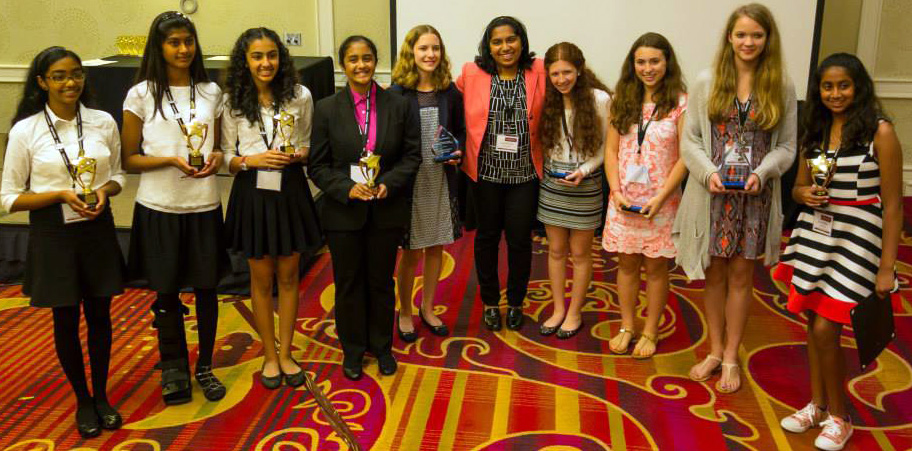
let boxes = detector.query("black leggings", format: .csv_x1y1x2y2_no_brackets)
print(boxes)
151,289,218,371
52,297,113,405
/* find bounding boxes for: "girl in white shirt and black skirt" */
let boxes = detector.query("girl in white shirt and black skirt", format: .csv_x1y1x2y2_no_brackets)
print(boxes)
1,47,125,438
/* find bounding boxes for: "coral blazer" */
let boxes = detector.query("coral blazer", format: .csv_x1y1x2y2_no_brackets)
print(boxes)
455,58,546,182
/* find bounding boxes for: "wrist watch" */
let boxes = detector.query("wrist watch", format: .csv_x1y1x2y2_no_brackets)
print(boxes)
239,156,249,171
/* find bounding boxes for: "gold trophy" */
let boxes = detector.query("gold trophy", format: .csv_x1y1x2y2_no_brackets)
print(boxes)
274,111,296,156
359,153,381,190
183,119,208,170
74,157,99,209
808,153,837,197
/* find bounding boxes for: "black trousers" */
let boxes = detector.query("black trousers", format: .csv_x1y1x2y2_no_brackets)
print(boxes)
325,224,404,365
470,178,539,307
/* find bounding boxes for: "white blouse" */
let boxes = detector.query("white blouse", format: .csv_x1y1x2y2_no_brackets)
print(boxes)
1,104,125,214
220,84,313,159
123,80,223,214
545,88,611,176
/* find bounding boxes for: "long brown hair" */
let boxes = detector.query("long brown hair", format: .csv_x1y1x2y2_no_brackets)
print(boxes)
540,42,611,159
391,25,452,89
610,32,686,133
708,3,785,130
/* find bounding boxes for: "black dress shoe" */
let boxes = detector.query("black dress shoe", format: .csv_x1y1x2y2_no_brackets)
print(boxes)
377,354,398,376
419,309,449,336
76,402,101,438
260,366,283,389
483,307,502,331
556,321,584,339
342,365,363,381
94,398,122,430
397,318,418,343
161,368,192,405
195,365,227,401
506,307,524,331
283,361,307,388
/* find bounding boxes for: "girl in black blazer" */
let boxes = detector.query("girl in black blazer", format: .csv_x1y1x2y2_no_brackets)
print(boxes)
309,35,421,381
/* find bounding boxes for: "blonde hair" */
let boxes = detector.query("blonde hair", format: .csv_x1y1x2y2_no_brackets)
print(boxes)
391,25,452,90
708,3,784,130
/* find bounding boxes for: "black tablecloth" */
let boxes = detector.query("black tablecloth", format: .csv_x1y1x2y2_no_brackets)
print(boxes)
85,55,335,126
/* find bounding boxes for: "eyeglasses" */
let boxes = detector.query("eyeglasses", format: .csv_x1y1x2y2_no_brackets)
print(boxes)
45,71,86,84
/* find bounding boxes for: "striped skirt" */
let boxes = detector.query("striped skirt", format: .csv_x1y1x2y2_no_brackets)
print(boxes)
536,168,603,230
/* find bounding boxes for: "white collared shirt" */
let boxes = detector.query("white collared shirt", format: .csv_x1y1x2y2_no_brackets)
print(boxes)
1,104,125,213
220,84,313,161
123,80,223,213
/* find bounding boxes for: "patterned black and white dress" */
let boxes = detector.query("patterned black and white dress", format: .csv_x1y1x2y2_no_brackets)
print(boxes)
478,72,535,184
774,141,896,325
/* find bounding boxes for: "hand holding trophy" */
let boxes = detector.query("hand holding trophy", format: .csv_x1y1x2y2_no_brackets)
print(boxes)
808,153,837,197
431,125,460,163
274,110,296,156
183,118,208,170
359,152,381,196
74,157,98,210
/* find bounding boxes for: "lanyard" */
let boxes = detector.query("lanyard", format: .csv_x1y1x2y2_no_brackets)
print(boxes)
822,122,842,161
257,102,280,150
637,106,655,153
356,85,373,154
164,80,196,135
495,73,522,119
734,95,752,146
44,106,84,189
560,106,574,153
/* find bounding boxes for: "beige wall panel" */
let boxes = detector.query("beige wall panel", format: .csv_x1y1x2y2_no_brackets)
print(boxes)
881,99,912,165
333,0,391,71
818,0,862,59
876,0,912,77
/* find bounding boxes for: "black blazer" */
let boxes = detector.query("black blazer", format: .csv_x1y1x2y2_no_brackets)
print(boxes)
309,84,421,231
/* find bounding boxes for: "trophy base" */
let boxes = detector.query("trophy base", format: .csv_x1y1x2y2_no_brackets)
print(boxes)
189,154,205,171
78,192,98,210
433,152,460,163
279,145,295,156
722,181,746,190
621,204,644,214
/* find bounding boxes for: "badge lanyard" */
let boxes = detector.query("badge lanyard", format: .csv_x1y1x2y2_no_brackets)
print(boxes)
357,84,373,155
821,121,842,163
44,106,84,189
560,106,575,157
637,106,655,160
164,79,197,140
496,73,521,128
734,95,752,148
257,102,280,150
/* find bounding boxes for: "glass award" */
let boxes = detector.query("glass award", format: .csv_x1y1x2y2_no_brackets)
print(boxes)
431,125,460,163
719,143,750,190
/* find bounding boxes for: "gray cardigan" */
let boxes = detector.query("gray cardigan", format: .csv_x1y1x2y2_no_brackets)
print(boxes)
672,69,797,280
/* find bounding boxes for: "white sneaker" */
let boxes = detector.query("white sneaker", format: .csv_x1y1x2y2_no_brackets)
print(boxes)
815,415,853,451
780,402,827,433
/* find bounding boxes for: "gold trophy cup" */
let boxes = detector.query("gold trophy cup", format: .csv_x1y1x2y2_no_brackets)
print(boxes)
183,119,208,170
807,153,836,197
274,111,296,156
359,153,381,190
74,157,99,209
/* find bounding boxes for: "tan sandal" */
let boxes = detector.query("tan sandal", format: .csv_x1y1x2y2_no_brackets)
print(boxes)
632,332,658,360
609,328,636,354
715,363,741,394
689,355,722,381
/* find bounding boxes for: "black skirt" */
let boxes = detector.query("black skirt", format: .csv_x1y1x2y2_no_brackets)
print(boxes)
224,164,322,259
127,203,230,292
24,203,125,308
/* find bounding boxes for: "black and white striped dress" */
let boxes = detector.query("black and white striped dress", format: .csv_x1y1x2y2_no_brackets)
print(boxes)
774,142,895,325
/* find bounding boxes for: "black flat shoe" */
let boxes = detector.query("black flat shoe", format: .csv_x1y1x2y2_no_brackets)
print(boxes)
540,323,559,336
94,398,122,430
195,365,227,401
260,366,283,390
161,368,192,405
483,307,502,331
283,361,307,388
76,402,101,438
342,365,363,381
419,309,449,336
377,353,398,376
506,307,524,331
397,317,418,343
556,321,584,339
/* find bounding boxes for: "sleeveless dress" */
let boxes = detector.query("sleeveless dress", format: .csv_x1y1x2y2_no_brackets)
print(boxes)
774,141,896,324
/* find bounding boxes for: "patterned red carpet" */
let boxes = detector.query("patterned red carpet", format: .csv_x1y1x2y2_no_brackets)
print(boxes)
2,211,912,450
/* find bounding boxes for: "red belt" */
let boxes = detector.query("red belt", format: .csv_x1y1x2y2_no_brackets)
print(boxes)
828,197,880,206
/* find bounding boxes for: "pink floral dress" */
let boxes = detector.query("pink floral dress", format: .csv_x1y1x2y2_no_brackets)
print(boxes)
603,95,687,258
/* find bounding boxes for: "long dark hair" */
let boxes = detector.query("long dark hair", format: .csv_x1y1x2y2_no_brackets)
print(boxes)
474,16,535,75
610,32,686,133
12,47,93,126
540,43,611,159
135,11,210,119
224,27,298,125
800,52,886,157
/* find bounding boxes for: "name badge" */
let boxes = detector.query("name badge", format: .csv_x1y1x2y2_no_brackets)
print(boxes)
625,164,651,184
61,203,88,224
724,142,752,165
350,164,368,184
812,210,834,237
256,169,282,191
495,134,519,153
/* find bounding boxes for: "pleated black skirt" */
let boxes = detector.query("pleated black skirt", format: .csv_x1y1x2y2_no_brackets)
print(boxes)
224,164,322,259
127,203,230,292
24,203,125,307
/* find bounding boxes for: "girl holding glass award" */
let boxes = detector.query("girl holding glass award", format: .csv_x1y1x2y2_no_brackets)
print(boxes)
2,47,125,438
389,25,465,341
535,42,611,339
602,33,687,358
222,27,320,389
772,53,901,451
309,36,421,381
673,3,796,393
121,11,229,405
